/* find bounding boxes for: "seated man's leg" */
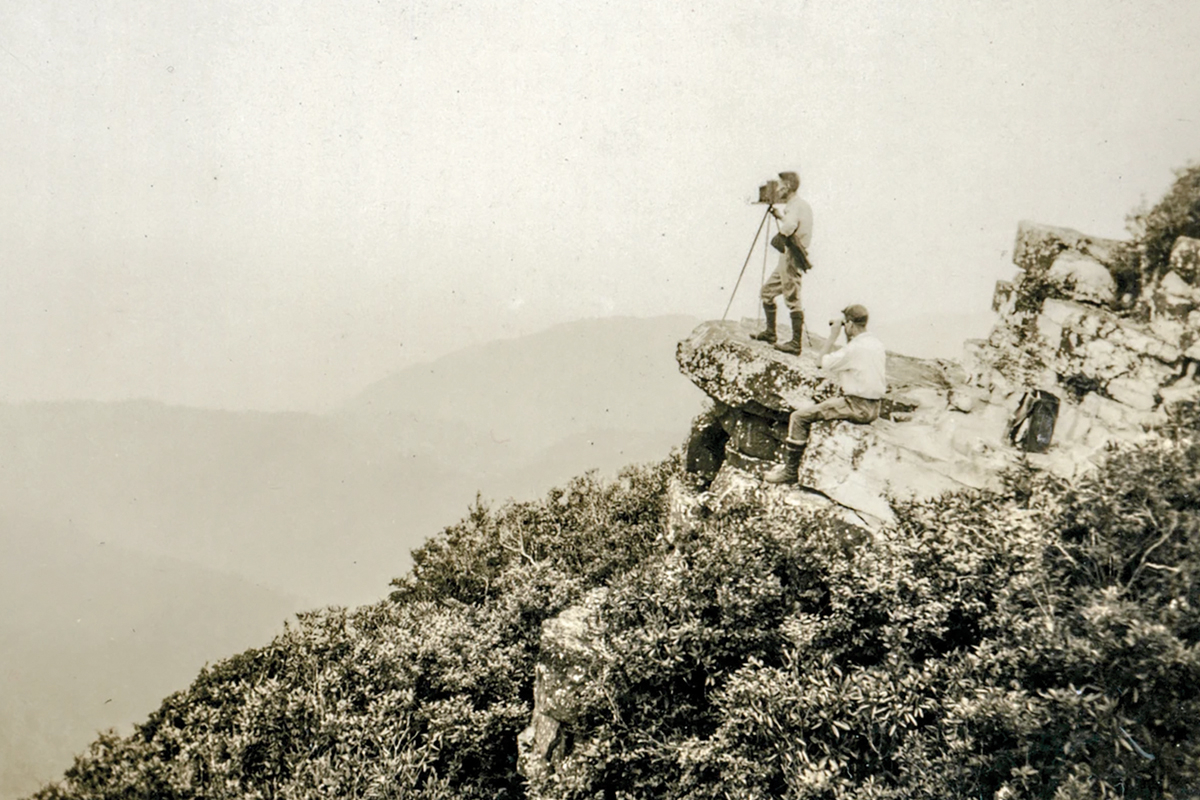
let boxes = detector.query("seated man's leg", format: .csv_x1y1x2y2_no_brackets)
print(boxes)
766,396,881,484
765,396,845,484
786,396,852,446
841,396,881,425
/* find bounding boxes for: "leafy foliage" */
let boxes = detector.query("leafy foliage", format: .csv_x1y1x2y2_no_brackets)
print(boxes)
1128,162,1200,280
30,461,675,800
30,428,1200,799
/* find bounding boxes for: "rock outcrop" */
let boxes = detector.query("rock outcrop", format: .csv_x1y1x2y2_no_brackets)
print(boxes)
674,221,1200,529
517,219,1200,786
517,589,608,787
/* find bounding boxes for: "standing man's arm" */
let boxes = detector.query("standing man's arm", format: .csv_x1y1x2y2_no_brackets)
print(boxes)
773,197,804,237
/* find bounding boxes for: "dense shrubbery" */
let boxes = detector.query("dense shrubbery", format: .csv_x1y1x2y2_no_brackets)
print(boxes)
31,428,1200,799
1129,162,1200,279
516,450,1200,799
28,462,676,800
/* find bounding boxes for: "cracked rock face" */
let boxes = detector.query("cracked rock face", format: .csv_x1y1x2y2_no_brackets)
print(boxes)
516,589,607,787
678,222,1200,529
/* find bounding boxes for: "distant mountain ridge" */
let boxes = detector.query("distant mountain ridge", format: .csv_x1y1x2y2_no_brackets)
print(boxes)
1,314,707,799
340,314,706,454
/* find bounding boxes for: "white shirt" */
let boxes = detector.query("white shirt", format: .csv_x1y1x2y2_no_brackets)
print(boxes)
821,331,887,399
776,194,813,250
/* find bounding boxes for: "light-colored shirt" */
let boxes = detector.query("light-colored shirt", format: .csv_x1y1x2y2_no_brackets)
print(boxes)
821,331,887,399
776,194,813,250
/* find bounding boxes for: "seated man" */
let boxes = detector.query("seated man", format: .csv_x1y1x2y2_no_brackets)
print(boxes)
765,304,887,484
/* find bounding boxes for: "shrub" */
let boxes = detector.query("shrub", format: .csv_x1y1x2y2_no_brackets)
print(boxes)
390,458,677,607
32,458,680,800
30,435,1200,799
1128,162,1200,279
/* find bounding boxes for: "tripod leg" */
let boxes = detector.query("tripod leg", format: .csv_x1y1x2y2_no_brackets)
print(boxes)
723,207,774,322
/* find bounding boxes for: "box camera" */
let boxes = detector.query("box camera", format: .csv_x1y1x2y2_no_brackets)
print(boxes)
757,179,783,205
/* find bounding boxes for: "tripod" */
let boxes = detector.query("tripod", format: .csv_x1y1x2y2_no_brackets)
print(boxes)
722,205,777,322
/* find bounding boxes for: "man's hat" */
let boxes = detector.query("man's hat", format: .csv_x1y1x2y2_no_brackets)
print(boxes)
842,304,869,325
778,171,800,190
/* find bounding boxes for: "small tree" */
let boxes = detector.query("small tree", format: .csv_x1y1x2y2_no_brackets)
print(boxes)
1128,162,1200,280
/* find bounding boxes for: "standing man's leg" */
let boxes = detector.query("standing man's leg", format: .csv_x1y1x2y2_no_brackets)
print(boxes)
774,256,805,355
753,266,784,343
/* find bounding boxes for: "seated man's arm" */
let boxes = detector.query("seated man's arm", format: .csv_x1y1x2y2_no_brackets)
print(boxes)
818,320,847,363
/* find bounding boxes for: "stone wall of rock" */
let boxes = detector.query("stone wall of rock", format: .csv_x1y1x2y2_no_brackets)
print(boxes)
677,221,1200,529
517,589,608,787
970,224,1200,456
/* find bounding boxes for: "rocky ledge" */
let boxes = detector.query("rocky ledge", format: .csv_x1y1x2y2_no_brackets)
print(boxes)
674,223,1200,531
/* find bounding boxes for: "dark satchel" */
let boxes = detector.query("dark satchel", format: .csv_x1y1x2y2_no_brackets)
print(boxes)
771,231,812,272
1008,390,1059,453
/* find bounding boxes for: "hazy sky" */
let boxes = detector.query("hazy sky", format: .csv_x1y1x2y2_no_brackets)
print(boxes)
3,0,1199,411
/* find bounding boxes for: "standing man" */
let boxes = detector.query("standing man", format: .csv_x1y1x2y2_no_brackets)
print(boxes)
765,304,886,484
752,170,814,355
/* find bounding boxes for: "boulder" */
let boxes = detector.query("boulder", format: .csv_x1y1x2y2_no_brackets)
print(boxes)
684,405,728,483
795,422,900,525
1153,271,1200,319
992,279,1017,314
1105,376,1159,412
676,320,836,413
1011,221,1138,310
1047,252,1118,306
1013,221,1132,279
517,589,608,785
1021,299,1180,380
703,460,774,515
665,475,707,545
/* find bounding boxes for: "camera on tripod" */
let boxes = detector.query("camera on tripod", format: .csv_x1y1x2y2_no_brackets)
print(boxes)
756,179,784,205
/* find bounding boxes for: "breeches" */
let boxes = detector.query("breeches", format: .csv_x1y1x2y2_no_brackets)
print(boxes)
760,254,804,312
786,395,881,445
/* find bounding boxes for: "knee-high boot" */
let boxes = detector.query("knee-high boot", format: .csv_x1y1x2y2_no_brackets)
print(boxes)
774,311,804,355
763,441,804,484
752,303,777,342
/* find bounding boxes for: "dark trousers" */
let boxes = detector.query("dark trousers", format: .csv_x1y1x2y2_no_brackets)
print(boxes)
786,395,881,446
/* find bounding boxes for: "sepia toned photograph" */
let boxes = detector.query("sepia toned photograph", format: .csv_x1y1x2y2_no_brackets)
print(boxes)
3,1,1200,797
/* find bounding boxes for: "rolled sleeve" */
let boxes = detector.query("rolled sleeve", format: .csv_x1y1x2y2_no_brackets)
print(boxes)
821,348,849,372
